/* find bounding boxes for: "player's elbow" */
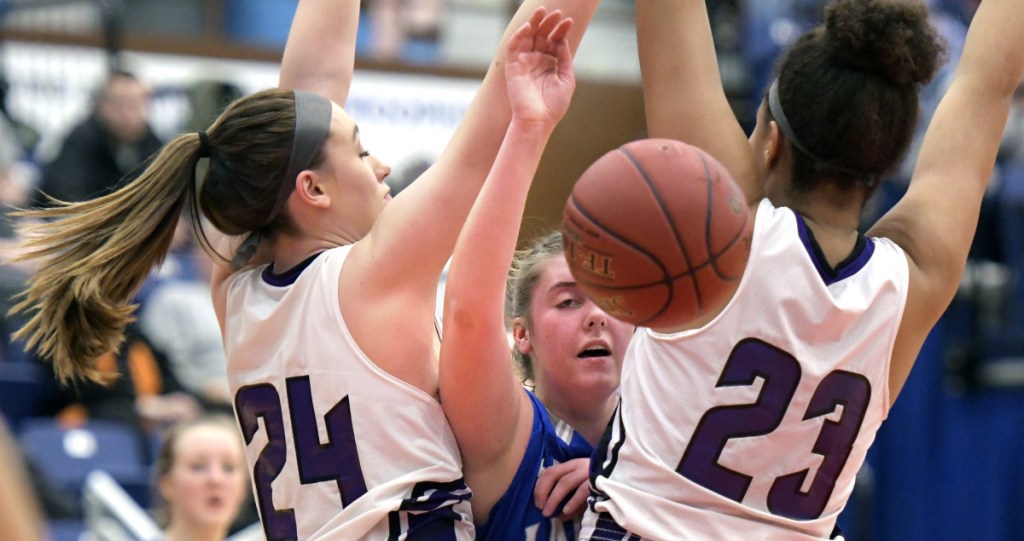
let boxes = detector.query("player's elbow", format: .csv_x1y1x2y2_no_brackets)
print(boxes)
442,294,489,334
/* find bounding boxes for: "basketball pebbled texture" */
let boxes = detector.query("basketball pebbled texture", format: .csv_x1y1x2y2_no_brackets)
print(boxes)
562,138,752,329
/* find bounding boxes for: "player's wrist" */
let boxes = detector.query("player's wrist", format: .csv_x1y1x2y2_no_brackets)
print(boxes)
509,116,558,137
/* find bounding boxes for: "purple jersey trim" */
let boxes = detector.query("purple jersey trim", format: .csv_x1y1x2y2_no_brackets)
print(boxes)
261,251,324,287
794,213,874,286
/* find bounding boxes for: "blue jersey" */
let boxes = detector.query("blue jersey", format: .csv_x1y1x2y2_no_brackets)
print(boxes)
479,390,594,541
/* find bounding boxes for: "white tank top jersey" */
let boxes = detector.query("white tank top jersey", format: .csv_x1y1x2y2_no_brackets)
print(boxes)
224,245,473,541
581,199,910,541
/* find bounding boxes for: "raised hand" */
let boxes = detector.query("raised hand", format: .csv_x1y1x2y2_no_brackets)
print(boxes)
505,8,576,128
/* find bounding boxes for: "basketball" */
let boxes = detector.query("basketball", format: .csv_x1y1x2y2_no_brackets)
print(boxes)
562,138,752,329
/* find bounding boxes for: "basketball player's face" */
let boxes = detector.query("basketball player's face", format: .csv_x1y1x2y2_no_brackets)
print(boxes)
523,257,634,406
160,425,248,533
317,105,393,239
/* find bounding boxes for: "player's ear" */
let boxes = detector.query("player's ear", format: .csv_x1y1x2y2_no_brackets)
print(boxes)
766,120,782,168
511,317,532,354
293,170,330,209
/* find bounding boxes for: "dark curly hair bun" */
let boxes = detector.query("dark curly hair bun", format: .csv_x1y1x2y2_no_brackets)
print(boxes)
825,0,947,86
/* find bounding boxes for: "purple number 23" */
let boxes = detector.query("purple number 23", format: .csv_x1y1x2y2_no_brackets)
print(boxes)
676,338,871,520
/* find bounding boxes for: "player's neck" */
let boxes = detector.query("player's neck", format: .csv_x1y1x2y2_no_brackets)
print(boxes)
786,179,865,231
537,389,617,446
268,234,337,273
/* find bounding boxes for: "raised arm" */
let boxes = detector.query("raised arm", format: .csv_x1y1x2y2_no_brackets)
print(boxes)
439,14,575,519
635,0,760,203
868,0,1024,400
210,0,359,298
279,0,360,105
354,0,597,294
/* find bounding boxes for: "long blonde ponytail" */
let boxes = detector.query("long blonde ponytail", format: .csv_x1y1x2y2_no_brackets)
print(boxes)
10,134,203,383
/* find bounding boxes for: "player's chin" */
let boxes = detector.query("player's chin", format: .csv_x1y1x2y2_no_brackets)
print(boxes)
576,355,620,381
572,372,620,397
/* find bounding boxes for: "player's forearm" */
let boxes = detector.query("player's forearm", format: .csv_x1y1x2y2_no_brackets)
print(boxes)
446,120,554,321
279,0,360,104
955,0,1024,96
637,0,723,138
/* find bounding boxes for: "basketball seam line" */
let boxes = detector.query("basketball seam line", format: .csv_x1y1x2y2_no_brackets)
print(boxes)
619,145,703,310
698,151,744,281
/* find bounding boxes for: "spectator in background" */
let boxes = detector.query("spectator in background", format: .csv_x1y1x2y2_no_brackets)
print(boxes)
33,69,162,207
152,416,252,541
367,0,443,63
739,0,825,109
0,77,41,156
138,227,232,412
183,80,245,134
50,323,202,438
0,116,38,362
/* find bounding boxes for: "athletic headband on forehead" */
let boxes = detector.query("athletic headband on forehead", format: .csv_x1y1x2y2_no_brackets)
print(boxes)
230,90,333,270
767,79,876,184
264,89,334,225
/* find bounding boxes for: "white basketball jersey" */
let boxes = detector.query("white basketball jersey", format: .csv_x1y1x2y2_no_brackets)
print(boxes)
224,245,473,540
583,199,909,540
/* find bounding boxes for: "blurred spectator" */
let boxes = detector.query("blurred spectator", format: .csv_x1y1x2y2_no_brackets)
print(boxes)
183,80,244,134
0,77,41,156
0,116,39,363
385,154,434,198
32,69,162,207
739,0,825,106
152,416,254,541
366,0,443,63
51,324,202,446
138,231,232,412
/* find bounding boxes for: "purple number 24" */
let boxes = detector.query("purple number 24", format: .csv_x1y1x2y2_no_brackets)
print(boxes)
235,376,368,541
676,338,871,520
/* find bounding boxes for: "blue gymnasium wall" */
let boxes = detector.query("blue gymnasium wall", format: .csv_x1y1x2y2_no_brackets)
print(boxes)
868,324,1024,541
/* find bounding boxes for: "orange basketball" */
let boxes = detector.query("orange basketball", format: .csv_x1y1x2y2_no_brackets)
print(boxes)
562,138,752,329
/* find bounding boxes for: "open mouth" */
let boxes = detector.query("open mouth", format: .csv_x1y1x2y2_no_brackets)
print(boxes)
578,345,611,358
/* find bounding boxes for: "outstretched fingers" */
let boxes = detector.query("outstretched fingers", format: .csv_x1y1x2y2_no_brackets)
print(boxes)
526,6,547,36
507,21,534,60
506,9,573,62
550,17,574,79
508,8,573,57
534,9,562,51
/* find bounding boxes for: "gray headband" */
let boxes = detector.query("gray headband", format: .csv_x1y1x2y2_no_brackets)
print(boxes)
767,79,875,183
230,89,333,270
265,89,334,225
